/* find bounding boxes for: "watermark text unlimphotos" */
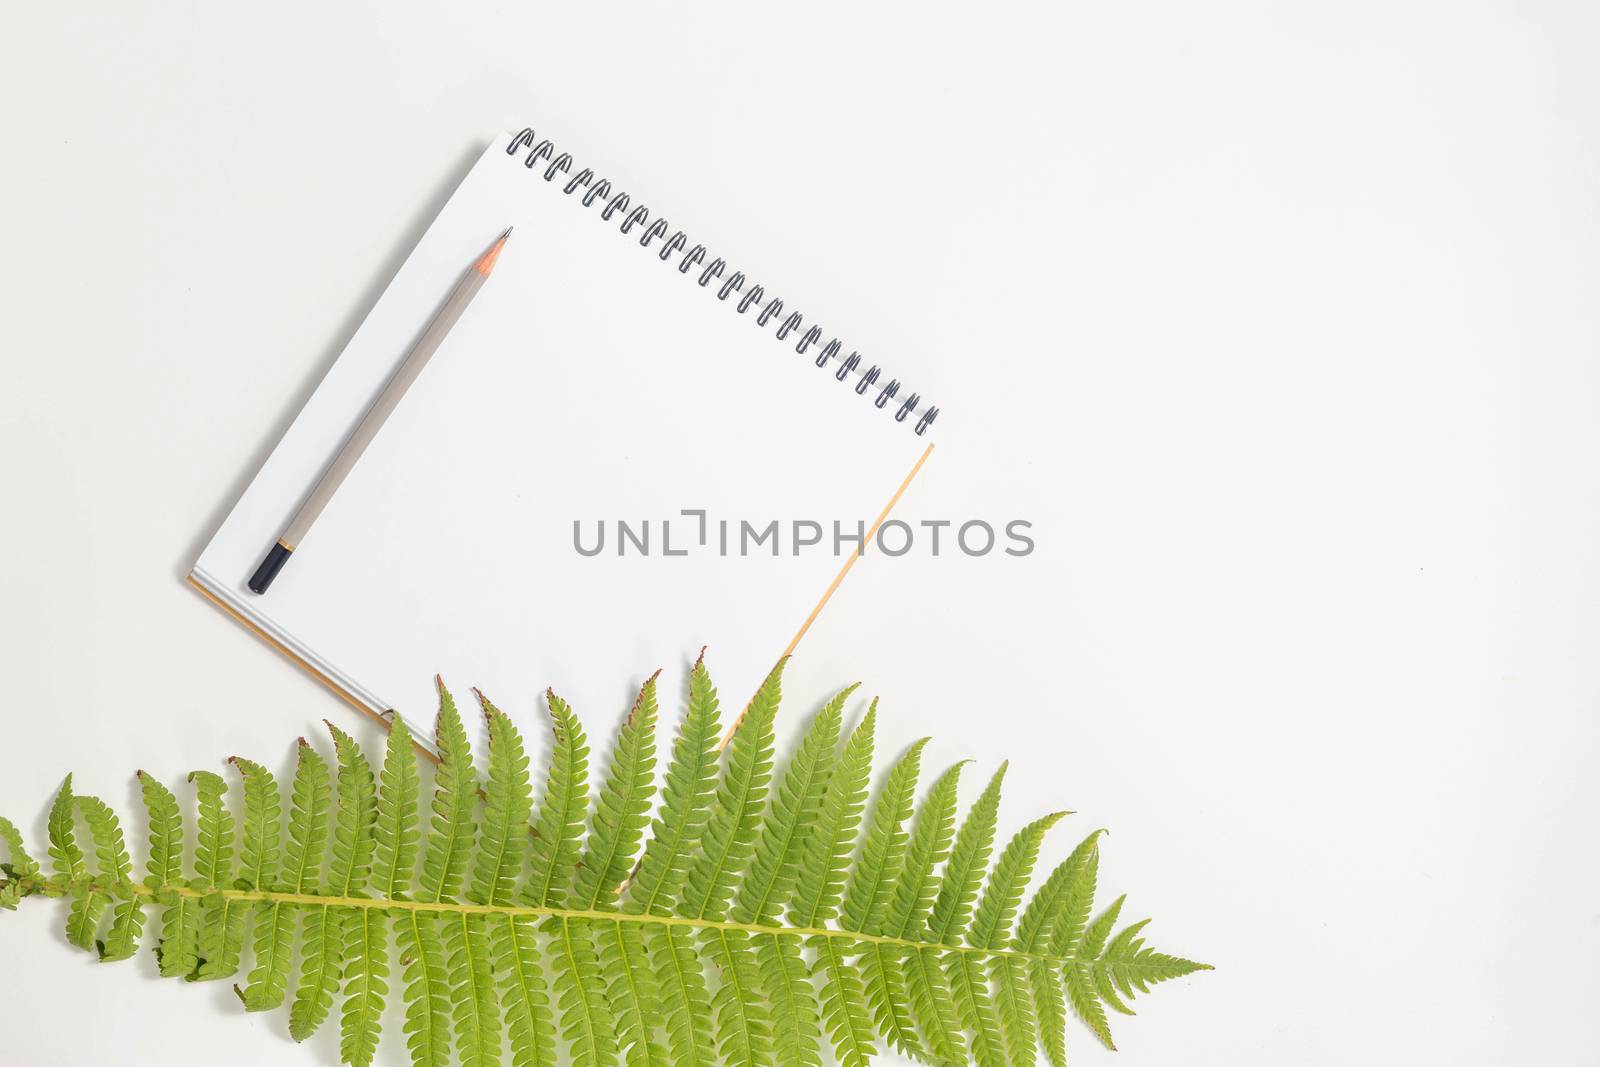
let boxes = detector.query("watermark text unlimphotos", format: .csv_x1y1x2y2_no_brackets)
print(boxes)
573,510,1034,558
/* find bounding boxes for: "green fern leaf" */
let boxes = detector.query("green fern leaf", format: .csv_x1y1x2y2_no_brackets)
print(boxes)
1020,830,1103,1067
628,658,722,1065
993,955,1037,1067
648,923,715,1067
341,904,390,1067
76,794,139,960
927,763,1007,946
397,908,453,1067
233,757,281,891
947,951,1006,1067
528,694,592,908
0,658,1210,1067
599,920,666,1067
420,680,477,905
47,776,98,949
841,737,928,1061
138,772,197,978
1016,829,1103,957
0,813,41,888
682,659,784,922
684,660,785,1065
840,734,926,935
477,693,556,1067
581,678,664,1066
375,716,422,899
703,927,770,1066
969,810,1067,1066
553,916,620,1067
627,656,721,918
472,694,535,908
494,911,554,1067
1081,893,1124,958
336,729,388,1067
445,913,501,1067
798,707,877,1067
908,943,968,1063
289,723,374,1041
737,684,850,927
883,760,966,1063
191,768,246,981
363,719,422,1062
1098,915,1212,1007
792,701,875,929
416,681,487,1066
730,686,844,1067
755,932,821,1067
815,933,876,1067
1064,958,1115,1051
239,741,329,1012
578,675,660,910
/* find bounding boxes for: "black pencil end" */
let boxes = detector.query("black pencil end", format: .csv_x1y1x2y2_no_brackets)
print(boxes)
247,541,294,594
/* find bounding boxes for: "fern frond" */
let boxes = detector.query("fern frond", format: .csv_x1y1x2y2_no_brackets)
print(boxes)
792,700,875,929
290,723,374,1041
684,660,785,1064
191,768,247,981
374,717,422,900
397,908,452,1067
472,694,535,908
528,694,592,908
626,656,721,918
1022,830,1103,1066
704,927,770,1065
325,724,383,1063
551,915,619,1067
927,763,1007,946
417,684,500,1067
583,678,664,1067
240,741,331,1012
736,684,851,927
815,933,876,1067
882,759,967,1063
76,794,139,960
361,720,422,1063
971,811,1067,1066
756,931,821,1066
681,659,784,922
0,814,40,911
0,813,41,873
138,772,197,978
420,680,477,905
0,657,1210,1067
841,736,928,1061
445,912,501,1067
649,922,715,1066
577,675,660,910
47,776,96,948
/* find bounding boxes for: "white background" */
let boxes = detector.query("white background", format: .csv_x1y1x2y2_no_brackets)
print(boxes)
2,2,1597,1064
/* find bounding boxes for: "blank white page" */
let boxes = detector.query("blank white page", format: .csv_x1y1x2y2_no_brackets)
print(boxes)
193,132,933,729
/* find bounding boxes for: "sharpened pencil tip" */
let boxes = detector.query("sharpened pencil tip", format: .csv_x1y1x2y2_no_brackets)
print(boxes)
475,228,513,276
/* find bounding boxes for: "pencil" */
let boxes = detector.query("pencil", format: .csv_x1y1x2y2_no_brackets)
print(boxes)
248,226,513,594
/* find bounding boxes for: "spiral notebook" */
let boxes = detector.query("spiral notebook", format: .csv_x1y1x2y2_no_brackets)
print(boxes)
190,127,937,732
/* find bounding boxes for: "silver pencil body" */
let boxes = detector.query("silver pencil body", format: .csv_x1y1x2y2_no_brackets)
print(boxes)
283,267,486,548
249,229,509,594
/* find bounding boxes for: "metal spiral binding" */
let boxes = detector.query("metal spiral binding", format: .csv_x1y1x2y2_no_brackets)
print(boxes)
505,128,938,436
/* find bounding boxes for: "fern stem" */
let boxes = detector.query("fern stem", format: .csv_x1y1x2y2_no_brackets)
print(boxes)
3,870,1139,972
7,876,1123,968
